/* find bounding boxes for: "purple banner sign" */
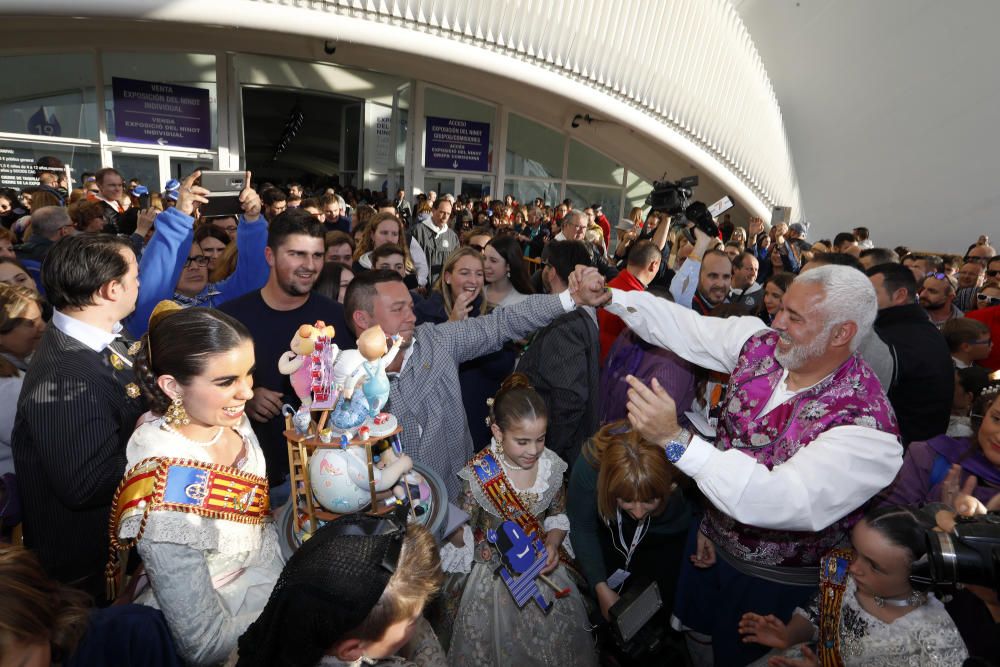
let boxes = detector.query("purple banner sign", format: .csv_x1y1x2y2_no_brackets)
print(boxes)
112,77,211,149
425,116,490,171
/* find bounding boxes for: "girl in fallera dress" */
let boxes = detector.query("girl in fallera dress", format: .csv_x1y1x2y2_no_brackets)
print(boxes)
738,506,966,667
437,373,597,667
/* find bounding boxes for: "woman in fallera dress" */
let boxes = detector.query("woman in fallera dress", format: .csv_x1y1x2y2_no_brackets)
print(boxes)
108,304,283,666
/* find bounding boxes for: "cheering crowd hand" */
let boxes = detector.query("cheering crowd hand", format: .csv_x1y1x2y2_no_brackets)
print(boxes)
135,206,158,238
239,170,262,221
449,289,477,321
175,170,210,217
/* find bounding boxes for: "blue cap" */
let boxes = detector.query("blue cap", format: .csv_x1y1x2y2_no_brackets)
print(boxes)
132,185,149,196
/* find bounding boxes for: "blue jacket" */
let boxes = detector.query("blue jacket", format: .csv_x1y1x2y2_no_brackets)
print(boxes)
128,207,269,337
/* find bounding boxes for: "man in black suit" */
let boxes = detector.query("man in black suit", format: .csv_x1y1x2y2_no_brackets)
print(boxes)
517,241,601,466
12,232,146,604
12,175,209,604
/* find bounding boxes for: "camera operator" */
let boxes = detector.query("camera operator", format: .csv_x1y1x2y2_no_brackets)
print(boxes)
931,497,1000,664
567,422,691,662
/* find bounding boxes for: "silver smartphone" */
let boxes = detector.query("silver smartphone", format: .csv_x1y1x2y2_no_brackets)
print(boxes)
708,195,734,219
199,170,245,218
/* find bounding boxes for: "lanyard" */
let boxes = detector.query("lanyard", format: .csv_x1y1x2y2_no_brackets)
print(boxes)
608,506,650,571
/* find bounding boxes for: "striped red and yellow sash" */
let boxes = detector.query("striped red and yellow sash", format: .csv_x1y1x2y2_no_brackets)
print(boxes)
105,457,270,599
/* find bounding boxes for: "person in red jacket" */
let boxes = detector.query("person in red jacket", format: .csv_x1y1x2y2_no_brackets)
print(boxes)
597,240,662,363
591,203,611,249
964,296,1000,371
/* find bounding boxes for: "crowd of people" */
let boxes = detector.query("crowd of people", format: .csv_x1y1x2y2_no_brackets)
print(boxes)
0,154,998,667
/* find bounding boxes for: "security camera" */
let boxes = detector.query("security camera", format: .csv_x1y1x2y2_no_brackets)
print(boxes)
324,40,337,55
571,114,584,129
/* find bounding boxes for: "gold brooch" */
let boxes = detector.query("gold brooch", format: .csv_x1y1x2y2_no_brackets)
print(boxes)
127,341,142,356
110,354,125,370
126,383,141,399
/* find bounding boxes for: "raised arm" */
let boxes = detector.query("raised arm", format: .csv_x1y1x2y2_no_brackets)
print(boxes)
437,292,571,364
214,213,268,304
128,206,194,337
606,289,766,373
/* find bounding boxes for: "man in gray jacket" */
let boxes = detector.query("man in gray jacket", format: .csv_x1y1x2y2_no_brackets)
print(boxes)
343,267,604,499
410,198,459,287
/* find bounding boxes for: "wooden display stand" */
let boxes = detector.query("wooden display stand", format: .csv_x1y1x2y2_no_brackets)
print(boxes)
285,409,405,536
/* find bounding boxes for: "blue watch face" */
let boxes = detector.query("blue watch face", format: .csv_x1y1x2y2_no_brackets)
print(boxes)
665,441,687,463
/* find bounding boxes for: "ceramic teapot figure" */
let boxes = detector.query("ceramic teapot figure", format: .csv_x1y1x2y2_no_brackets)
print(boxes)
309,445,413,514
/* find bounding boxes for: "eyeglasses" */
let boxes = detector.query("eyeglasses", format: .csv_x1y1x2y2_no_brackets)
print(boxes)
987,270,1000,277
184,255,210,268
469,244,485,253
976,293,1000,307
217,225,238,234
972,338,993,346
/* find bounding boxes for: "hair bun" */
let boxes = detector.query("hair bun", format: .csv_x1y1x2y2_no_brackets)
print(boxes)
149,300,183,330
498,372,533,393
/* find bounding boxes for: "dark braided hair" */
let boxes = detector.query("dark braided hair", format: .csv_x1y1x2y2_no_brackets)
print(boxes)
488,372,547,432
134,307,252,415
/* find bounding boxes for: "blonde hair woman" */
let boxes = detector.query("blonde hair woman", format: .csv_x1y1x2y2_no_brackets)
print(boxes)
567,422,691,623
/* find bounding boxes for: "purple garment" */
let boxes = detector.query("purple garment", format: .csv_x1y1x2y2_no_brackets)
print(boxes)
599,329,696,425
879,436,1000,508
702,331,899,567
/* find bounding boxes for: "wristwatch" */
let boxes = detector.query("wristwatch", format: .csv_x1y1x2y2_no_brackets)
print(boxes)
664,428,693,463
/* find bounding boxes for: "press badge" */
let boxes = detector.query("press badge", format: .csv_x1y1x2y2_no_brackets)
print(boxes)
607,569,630,590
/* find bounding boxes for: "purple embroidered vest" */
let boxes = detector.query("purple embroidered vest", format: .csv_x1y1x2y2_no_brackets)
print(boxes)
702,331,898,568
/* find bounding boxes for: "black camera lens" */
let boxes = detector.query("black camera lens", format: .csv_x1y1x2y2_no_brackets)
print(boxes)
915,520,1000,593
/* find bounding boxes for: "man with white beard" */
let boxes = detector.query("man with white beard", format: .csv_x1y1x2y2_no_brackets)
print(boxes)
577,264,903,666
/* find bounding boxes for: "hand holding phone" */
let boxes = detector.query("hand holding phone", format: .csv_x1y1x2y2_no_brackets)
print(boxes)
176,171,210,218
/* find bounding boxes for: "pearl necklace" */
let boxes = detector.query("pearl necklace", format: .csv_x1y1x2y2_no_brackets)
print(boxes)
163,421,224,446
490,439,525,470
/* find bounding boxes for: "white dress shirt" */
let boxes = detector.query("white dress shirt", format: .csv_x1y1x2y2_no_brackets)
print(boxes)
51,309,122,353
605,289,903,532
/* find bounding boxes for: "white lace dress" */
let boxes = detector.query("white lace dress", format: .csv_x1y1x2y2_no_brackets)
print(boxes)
120,416,284,666
438,445,597,667
751,576,968,667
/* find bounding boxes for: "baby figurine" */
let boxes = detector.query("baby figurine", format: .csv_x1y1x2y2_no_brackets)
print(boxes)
277,321,338,409
344,325,403,417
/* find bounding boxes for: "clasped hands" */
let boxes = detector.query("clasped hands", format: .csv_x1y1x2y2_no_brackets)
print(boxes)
567,265,611,308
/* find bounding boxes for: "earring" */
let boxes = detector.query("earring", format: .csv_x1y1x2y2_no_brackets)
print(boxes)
164,396,190,425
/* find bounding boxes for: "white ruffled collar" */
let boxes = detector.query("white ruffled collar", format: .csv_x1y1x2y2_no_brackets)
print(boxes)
126,414,265,477
488,438,555,495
